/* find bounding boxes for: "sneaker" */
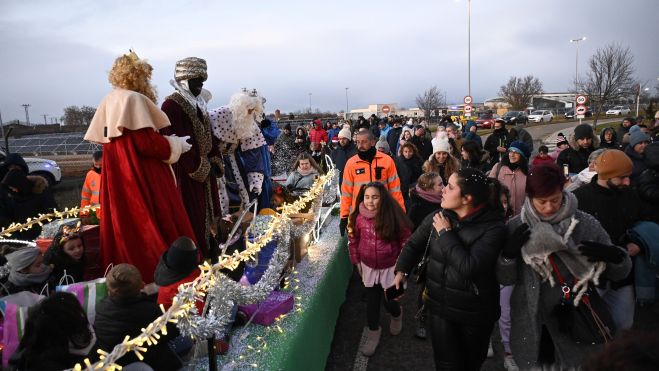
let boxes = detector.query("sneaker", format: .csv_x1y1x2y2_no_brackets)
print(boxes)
414,312,427,339
503,354,519,371
390,310,403,335
360,327,381,356
487,341,494,358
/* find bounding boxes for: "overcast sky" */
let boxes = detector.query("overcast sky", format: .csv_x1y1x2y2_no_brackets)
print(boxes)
0,0,656,123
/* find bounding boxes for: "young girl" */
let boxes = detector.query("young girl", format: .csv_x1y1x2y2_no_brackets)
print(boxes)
348,182,412,357
397,128,414,155
285,153,321,196
531,145,554,167
398,142,423,190
44,224,86,288
461,140,489,171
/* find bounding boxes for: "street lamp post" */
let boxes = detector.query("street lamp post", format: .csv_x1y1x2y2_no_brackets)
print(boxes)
468,0,471,98
570,36,586,124
308,93,312,114
636,83,650,117
21,104,31,126
345,88,349,118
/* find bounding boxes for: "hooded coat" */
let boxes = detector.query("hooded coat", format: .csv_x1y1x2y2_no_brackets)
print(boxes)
636,143,659,223
484,127,511,166
556,132,600,174
0,172,57,241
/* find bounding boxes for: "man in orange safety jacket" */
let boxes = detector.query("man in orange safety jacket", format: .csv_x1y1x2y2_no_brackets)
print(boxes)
339,130,404,235
80,150,102,219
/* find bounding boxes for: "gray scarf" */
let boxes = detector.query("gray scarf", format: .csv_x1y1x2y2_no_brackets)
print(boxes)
520,191,605,305
8,264,52,288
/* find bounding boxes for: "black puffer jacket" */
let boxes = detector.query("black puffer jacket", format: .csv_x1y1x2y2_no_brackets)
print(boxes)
395,207,505,324
637,142,659,223
406,190,441,231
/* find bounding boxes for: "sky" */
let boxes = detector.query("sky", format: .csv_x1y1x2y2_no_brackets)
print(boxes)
0,0,657,123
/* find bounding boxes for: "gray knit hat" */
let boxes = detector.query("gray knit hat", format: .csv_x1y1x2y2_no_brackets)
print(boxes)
629,131,650,148
5,247,41,271
175,57,208,82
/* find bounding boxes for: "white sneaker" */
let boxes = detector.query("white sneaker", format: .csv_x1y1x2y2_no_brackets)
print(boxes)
503,354,519,371
487,341,494,357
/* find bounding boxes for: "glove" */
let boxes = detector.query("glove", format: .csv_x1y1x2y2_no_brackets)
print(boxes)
502,223,530,259
339,218,348,237
578,241,625,264
177,135,192,153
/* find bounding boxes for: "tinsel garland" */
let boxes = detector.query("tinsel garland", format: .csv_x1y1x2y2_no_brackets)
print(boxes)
69,168,336,370
0,205,99,238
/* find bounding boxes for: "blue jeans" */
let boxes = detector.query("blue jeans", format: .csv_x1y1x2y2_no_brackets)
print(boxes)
597,283,634,333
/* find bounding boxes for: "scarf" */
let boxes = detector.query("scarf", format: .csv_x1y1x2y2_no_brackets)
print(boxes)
415,184,443,204
8,264,53,287
358,147,377,162
520,191,605,305
170,79,208,112
359,202,377,219
507,161,520,171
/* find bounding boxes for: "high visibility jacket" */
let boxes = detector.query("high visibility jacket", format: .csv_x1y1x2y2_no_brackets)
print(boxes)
340,151,405,218
80,169,101,217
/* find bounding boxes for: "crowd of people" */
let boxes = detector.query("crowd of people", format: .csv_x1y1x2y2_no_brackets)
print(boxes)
1,56,659,370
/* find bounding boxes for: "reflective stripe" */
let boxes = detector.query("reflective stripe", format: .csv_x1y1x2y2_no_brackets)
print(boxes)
82,187,92,194
81,197,91,201
343,179,354,187
386,174,399,183
390,186,401,193
341,192,352,198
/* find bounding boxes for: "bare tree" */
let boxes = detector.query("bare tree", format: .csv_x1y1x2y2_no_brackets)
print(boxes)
499,75,543,110
416,86,444,119
80,106,97,125
580,44,634,126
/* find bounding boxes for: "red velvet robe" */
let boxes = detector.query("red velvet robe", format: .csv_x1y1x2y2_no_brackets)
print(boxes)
100,128,196,281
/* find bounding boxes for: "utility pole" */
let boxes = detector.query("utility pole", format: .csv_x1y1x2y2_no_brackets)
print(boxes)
345,87,349,118
570,36,586,124
21,104,31,126
42,114,48,125
0,110,5,139
308,93,312,114
468,0,471,98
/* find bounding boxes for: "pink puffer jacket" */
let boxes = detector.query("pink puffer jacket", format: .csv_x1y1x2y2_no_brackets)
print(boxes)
348,214,411,269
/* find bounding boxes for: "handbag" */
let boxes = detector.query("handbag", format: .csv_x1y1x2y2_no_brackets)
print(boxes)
549,255,614,344
415,230,434,283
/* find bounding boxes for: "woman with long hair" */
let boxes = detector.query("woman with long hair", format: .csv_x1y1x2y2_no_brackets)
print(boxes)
489,141,530,217
460,140,489,172
498,163,631,369
423,135,460,186
398,142,424,189
285,152,321,196
395,168,507,370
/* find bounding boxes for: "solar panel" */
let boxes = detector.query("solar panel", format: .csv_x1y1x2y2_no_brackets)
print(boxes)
5,132,99,155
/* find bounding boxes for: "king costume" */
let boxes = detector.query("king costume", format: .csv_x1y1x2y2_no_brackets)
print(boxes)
161,57,223,259
85,58,196,280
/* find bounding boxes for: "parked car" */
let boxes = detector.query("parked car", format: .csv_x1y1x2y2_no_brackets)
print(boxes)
475,112,500,129
0,150,62,185
564,108,593,119
501,111,528,125
606,106,631,116
527,110,554,123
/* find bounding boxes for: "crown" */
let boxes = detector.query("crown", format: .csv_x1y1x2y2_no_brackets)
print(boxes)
60,222,82,244
125,49,140,62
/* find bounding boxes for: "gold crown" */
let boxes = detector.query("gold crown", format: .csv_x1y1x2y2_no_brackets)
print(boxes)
60,222,82,244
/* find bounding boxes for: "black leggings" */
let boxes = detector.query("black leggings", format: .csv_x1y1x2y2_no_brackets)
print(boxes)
429,312,494,371
365,284,402,330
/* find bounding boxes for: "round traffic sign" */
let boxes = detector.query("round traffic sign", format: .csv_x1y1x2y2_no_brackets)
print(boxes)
576,95,587,105
576,105,587,115
464,105,472,113
381,105,391,114
464,96,473,104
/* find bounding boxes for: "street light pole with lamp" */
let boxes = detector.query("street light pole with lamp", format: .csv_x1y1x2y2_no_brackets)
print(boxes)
636,83,650,117
570,36,586,124
345,87,349,119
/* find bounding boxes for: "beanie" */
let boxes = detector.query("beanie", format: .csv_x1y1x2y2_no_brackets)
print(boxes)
628,125,640,135
594,149,633,180
432,137,451,154
555,133,569,147
508,140,531,159
338,127,352,140
5,247,41,271
629,131,650,149
574,124,593,140
376,138,390,154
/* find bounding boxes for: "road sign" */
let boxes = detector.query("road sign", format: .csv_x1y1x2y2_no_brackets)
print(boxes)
464,104,472,117
576,105,587,118
464,96,473,104
576,95,587,105
381,105,391,114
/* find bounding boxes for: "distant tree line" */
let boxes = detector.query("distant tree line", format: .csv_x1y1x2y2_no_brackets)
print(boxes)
62,105,96,126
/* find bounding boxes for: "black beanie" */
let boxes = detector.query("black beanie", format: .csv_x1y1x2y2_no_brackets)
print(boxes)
574,124,593,140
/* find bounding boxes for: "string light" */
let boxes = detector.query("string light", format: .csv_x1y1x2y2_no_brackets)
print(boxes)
0,205,100,238
66,169,335,370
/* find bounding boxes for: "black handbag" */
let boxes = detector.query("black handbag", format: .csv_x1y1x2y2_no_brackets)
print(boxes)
549,255,615,344
415,230,434,283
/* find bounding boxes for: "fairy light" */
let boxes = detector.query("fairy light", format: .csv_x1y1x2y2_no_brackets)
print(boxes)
0,204,100,238
66,170,334,371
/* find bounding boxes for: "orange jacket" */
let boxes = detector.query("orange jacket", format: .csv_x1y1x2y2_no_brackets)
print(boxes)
80,169,101,216
340,151,405,218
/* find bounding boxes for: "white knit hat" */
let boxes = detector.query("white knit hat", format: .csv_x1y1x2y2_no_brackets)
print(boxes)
338,127,352,139
432,137,451,155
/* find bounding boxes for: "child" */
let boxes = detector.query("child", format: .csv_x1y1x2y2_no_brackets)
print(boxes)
2,246,53,295
285,153,321,196
94,264,182,370
531,145,554,167
44,224,86,288
154,237,202,313
348,182,412,356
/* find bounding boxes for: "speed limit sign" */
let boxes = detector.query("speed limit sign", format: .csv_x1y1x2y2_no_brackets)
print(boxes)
576,95,588,105
464,96,473,105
